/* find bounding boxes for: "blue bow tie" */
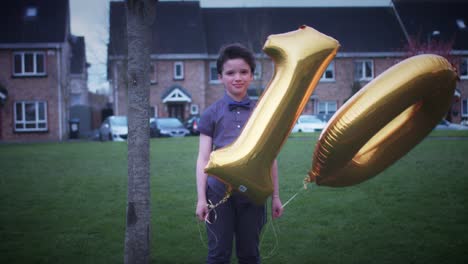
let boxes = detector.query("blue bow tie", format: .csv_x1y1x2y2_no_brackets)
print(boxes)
228,101,250,111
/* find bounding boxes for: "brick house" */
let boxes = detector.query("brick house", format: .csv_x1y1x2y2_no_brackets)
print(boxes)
0,0,88,142
107,1,467,124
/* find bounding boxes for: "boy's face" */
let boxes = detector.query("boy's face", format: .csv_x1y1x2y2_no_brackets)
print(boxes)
219,58,253,101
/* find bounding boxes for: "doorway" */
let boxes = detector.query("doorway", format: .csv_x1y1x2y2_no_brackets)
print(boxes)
167,103,185,121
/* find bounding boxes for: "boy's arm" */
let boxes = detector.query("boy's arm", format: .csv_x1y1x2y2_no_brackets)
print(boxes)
195,134,212,221
271,159,284,219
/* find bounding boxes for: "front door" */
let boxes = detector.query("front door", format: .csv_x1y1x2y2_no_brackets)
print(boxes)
167,103,185,121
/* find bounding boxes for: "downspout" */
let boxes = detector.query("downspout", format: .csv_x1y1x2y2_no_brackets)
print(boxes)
114,62,119,115
0,105,2,140
0,86,7,140
391,1,410,44
57,46,63,141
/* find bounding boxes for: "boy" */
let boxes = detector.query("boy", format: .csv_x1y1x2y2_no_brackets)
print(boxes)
195,43,283,264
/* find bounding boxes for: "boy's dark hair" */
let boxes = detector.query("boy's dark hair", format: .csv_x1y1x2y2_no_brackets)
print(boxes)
216,43,256,75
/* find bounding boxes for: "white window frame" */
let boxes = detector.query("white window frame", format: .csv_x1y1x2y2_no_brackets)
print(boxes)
317,101,337,115
462,98,468,117
460,57,468,79
320,60,335,82
354,59,374,81
13,51,46,77
174,61,184,80
209,61,220,83
14,101,48,132
190,104,199,115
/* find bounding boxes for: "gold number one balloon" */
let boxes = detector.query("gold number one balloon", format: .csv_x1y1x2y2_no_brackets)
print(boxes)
205,26,340,205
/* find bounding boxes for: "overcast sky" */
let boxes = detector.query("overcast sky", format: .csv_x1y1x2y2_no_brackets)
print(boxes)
70,0,392,93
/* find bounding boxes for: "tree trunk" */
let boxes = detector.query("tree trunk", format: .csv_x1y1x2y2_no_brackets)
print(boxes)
124,1,156,264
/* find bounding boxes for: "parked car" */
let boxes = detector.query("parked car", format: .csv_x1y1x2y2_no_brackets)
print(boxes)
435,119,468,130
292,115,327,133
99,115,128,141
185,116,200,135
150,118,190,137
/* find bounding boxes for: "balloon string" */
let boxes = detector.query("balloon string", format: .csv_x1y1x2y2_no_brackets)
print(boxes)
206,189,231,211
260,211,279,260
262,178,311,259
282,178,311,209
197,217,209,248
199,182,310,255
197,212,220,250
282,192,300,208
197,189,232,249
204,199,217,224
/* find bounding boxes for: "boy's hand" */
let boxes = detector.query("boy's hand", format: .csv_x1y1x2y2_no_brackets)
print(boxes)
196,201,209,221
272,197,283,219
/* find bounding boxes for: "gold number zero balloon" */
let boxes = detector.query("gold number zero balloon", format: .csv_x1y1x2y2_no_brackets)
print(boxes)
205,26,340,205
308,54,458,187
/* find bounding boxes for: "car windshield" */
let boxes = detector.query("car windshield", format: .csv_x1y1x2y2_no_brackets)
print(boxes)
300,116,322,123
158,118,183,128
439,120,449,125
110,116,127,126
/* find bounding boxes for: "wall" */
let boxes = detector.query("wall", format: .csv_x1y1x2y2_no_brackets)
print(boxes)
0,48,63,142
109,54,466,125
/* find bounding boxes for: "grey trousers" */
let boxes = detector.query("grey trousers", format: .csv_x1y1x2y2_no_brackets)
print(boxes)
206,187,267,264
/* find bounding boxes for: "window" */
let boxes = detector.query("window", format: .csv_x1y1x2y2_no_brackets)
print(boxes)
13,51,46,76
150,106,158,118
209,61,220,83
190,104,199,115
25,6,38,18
150,62,157,84
460,57,468,79
321,60,335,81
456,19,466,30
254,61,262,80
462,99,468,117
174,61,184,80
70,94,82,106
354,60,373,81
317,101,337,115
14,101,47,132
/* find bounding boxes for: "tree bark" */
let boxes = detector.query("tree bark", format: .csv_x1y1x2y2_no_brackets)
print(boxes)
124,0,155,263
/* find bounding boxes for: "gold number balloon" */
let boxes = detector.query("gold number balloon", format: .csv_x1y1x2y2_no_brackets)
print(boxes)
308,54,458,187
205,26,340,205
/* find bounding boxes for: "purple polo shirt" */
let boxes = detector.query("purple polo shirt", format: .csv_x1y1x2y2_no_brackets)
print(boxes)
198,93,254,195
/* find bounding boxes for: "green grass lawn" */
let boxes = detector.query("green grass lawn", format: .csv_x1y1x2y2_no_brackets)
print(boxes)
1,131,468,263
